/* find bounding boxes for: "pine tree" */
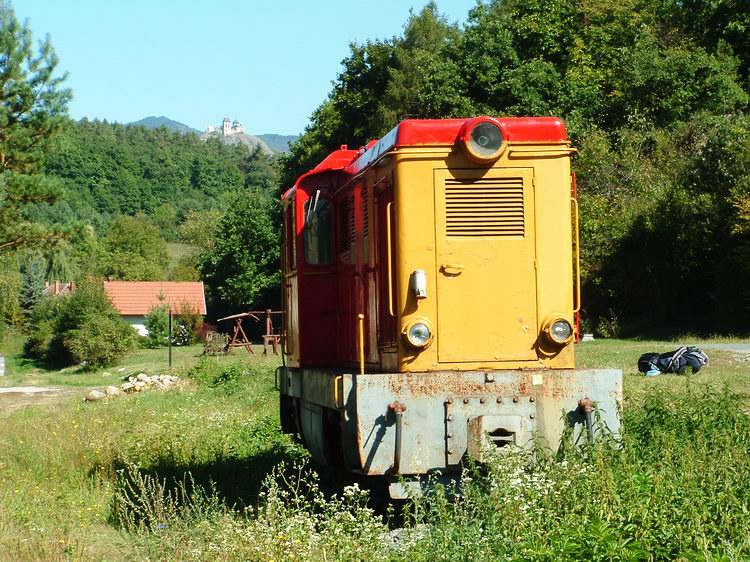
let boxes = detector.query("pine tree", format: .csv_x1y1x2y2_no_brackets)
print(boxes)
19,256,45,323
0,1,72,253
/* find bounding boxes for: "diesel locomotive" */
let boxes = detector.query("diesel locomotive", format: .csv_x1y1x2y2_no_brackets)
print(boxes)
279,116,622,497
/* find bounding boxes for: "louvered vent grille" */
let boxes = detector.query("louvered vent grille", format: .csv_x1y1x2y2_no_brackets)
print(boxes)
445,177,525,237
348,195,356,245
362,185,369,239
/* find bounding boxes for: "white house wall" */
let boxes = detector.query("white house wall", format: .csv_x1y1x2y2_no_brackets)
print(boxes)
123,315,148,337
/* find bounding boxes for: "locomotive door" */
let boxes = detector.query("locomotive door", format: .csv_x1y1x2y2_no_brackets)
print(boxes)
434,168,537,363
375,183,398,349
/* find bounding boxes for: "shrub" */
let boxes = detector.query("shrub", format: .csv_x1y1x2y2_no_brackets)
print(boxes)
172,302,203,346
196,321,216,343
0,262,22,328
186,358,248,393
67,315,139,368
23,276,138,368
144,304,169,348
24,296,64,362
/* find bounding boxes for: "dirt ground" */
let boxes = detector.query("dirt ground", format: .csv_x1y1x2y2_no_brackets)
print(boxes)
0,386,80,415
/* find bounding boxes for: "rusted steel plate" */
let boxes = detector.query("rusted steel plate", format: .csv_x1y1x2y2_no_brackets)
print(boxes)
280,367,622,477
343,369,621,476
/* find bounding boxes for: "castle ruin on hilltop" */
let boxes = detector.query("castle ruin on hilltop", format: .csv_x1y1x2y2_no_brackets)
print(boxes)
205,117,245,136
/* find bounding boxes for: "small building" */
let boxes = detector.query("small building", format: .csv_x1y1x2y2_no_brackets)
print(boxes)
45,281,75,296
206,117,245,136
103,281,207,336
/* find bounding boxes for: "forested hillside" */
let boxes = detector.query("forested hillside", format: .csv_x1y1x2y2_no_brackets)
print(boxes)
3,0,750,341
283,0,750,336
1,110,281,331
40,119,277,231
128,116,202,135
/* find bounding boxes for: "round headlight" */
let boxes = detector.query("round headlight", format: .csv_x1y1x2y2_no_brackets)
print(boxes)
404,321,433,349
460,117,506,163
469,122,504,156
544,316,573,345
550,320,573,343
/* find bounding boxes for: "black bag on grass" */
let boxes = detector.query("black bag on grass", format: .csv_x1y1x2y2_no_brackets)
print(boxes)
638,352,660,373
637,346,709,374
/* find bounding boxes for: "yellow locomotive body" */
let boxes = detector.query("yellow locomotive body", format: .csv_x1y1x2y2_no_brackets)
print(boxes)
280,117,621,496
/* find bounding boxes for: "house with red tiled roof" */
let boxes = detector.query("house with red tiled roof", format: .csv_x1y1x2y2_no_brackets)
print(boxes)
103,281,207,336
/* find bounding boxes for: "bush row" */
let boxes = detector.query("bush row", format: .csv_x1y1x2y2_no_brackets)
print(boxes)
24,277,138,368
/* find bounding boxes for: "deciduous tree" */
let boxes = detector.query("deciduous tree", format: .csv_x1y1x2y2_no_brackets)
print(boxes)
199,191,279,313
101,214,169,281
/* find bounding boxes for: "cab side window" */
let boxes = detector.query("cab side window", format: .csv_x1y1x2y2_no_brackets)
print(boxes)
303,195,333,265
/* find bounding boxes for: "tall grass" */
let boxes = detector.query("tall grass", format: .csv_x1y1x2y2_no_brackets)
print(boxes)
1,341,749,560
402,388,750,561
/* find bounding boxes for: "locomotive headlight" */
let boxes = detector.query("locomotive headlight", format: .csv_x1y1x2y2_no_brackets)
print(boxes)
542,316,574,345
459,117,506,163
403,319,433,349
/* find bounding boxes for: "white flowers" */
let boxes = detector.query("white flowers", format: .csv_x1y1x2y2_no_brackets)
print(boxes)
462,448,594,524
342,482,361,498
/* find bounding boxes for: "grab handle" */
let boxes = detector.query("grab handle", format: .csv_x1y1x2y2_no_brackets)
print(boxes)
571,197,581,314
386,202,395,317
441,263,465,274
357,313,365,375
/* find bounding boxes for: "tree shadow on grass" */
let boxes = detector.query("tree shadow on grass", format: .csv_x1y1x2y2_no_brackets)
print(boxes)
106,441,304,520
7,354,55,373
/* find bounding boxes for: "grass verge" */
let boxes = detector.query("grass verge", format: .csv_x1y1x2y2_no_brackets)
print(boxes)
0,339,748,560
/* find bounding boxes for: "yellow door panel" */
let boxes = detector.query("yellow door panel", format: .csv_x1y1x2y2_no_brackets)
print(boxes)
434,168,537,363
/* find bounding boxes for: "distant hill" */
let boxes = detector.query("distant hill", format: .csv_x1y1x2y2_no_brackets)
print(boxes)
128,116,298,153
128,116,201,135
256,134,298,153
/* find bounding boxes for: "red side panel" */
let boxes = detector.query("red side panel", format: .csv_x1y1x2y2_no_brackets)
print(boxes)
335,182,363,366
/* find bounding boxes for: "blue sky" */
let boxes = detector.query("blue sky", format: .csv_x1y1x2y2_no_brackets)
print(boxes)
13,0,478,136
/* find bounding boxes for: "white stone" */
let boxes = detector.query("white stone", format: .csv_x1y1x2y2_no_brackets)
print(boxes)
85,389,106,402
104,386,121,397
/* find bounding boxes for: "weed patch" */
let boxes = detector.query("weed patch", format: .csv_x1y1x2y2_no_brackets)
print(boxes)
111,464,224,532
400,388,750,561
2,340,750,560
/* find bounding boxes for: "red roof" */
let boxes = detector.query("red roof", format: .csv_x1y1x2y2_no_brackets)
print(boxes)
103,281,207,316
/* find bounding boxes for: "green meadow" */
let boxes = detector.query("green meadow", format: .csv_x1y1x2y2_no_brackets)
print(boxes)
1,339,749,561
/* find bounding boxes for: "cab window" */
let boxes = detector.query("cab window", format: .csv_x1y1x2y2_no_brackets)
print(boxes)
303,194,332,265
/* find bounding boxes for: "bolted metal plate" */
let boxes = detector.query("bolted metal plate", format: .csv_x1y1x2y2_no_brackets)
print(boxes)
281,367,622,477
343,368,622,476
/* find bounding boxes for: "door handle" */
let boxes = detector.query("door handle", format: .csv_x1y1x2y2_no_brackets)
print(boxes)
571,196,581,314
441,263,465,273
